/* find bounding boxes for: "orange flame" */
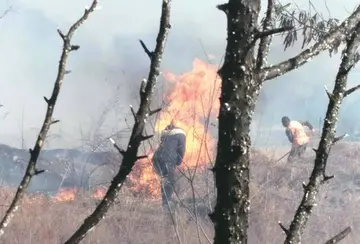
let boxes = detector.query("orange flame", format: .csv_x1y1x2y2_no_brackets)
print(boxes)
52,187,109,202
52,188,77,202
129,58,221,199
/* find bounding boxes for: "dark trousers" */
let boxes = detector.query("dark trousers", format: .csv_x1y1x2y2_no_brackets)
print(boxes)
160,169,178,207
287,143,308,163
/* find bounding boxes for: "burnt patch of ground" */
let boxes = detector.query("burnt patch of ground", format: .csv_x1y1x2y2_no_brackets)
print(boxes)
0,142,359,243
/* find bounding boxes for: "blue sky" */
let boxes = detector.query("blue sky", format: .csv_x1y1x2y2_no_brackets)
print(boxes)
0,0,359,148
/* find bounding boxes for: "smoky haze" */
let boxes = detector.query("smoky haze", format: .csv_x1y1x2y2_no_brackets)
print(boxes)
0,0,359,149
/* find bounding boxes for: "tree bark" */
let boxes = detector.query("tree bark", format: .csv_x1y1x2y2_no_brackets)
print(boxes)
212,1,261,243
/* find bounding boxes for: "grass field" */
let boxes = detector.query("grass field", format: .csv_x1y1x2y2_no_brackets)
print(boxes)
0,140,359,243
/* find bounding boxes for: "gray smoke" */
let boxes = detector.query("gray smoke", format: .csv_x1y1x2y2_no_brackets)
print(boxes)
0,0,359,149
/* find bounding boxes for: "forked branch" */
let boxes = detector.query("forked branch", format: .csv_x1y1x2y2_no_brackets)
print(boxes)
63,1,172,243
283,21,360,244
0,0,98,237
262,6,360,81
217,0,293,67
344,84,360,97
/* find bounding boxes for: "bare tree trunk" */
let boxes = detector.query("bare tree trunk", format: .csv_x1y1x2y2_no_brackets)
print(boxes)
212,1,295,242
212,1,261,243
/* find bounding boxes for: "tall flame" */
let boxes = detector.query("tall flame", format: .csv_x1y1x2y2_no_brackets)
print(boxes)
50,59,221,202
128,58,221,199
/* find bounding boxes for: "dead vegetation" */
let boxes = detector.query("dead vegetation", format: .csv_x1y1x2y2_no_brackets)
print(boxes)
0,143,358,243
0,0,100,236
1,0,360,243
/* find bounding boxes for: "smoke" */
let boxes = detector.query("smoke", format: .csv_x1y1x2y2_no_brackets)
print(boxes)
0,0,359,149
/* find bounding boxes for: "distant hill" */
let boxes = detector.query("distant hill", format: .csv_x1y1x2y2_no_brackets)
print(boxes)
0,144,121,195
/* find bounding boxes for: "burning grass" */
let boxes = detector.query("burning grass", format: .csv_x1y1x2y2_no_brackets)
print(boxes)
128,58,220,199
0,143,359,243
1,58,359,242
0,185,213,244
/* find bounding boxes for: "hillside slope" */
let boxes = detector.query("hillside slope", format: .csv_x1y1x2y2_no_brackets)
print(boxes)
0,144,120,194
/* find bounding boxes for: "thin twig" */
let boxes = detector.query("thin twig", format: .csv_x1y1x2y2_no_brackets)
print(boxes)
324,226,351,244
172,181,212,244
0,0,98,237
0,6,12,19
161,179,182,244
344,84,360,97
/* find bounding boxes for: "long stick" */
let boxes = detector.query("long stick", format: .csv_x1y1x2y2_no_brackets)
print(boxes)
275,151,290,163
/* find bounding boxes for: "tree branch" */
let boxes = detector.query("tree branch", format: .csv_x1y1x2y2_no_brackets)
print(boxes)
62,1,172,243
278,221,289,235
262,5,360,81
257,26,293,39
149,107,162,115
0,0,98,237
324,226,351,244
333,133,349,144
224,0,293,69
283,21,360,244
256,0,274,70
217,3,228,15
109,138,126,156
139,40,153,58
324,85,333,100
0,6,12,20
344,84,360,97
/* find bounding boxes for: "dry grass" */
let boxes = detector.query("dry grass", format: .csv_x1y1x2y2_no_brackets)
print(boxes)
0,141,360,243
250,141,360,243
0,186,213,244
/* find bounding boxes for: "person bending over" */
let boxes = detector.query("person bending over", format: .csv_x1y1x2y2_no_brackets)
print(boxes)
281,116,315,163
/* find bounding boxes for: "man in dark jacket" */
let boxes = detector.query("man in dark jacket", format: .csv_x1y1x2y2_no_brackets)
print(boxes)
152,122,186,211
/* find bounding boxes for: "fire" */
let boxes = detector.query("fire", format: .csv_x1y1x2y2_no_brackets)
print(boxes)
51,187,108,202
127,152,161,200
91,187,106,199
129,58,221,199
50,59,221,202
52,188,77,202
